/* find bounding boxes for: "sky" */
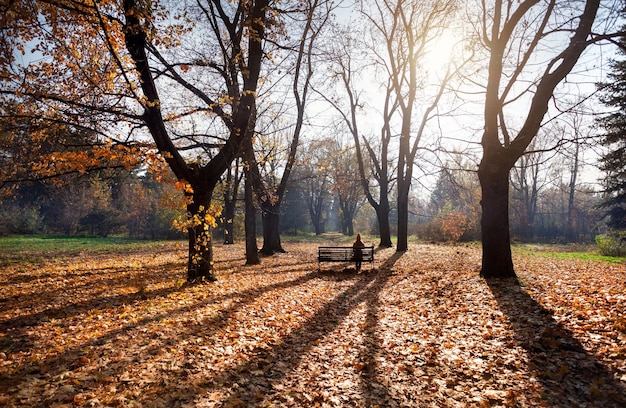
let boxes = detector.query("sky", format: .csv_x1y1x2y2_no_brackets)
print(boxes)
318,0,620,198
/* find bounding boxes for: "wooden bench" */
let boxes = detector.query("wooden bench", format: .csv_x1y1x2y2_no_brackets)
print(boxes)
317,246,374,271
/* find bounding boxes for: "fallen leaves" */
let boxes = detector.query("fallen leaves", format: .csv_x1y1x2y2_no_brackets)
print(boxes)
0,242,624,407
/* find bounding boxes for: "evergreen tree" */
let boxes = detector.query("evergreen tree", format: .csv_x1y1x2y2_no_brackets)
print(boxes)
597,30,626,231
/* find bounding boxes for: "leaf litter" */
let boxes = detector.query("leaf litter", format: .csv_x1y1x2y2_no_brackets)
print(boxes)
0,242,624,407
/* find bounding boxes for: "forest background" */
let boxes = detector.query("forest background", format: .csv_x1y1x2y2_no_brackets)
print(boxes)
0,0,624,259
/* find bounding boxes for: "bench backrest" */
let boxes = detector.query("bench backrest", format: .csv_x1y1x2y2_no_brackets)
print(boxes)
318,246,374,262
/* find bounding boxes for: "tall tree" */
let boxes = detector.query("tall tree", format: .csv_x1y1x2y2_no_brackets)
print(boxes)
321,25,395,247
363,0,459,252
597,26,626,231
1,0,272,282
477,0,609,277
243,0,331,255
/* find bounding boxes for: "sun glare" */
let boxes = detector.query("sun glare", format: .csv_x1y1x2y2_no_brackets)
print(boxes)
426,31,462,76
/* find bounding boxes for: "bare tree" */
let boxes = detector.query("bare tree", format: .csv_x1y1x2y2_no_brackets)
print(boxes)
324,0,461,249
300,139,332,235
319,27,395,246
364,0,461,252
244,0,333,255
476,0,615,277
328,140,365,236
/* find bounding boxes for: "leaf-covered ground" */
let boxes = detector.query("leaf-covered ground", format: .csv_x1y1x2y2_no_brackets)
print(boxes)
0,241,624,407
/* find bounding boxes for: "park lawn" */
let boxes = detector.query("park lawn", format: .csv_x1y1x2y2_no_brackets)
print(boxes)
0,236,178,267
0,240,624,407
513,242,626,265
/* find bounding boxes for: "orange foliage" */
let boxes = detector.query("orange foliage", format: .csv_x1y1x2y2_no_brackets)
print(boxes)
0,242,624,407
31,144,143,178
419,211,474,242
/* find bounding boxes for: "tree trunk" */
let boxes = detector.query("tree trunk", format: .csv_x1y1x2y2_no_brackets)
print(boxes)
222,197,236,244
244,172,259,265
339,201,356,236
478,163,515,278
566,143,580,242
260,206,285,255
346,218,354,236
397,181,409,252
377,198,393,248
187,223,214,283
186,193,217,283
308,193,325,236
313,218,323,235
222,160,241,245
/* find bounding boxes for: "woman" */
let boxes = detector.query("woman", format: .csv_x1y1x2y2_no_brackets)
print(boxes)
352,233,365,271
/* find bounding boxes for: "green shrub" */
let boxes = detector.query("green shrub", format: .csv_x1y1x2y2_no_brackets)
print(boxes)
595,232,626,257
1,206,43,234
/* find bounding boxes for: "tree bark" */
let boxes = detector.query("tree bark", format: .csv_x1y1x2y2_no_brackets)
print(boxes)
244,171,259,265
186,223,215,282
377,195,393,248
186,190,217,283
260,207,285,255
478,161,515,278
396,180,410,252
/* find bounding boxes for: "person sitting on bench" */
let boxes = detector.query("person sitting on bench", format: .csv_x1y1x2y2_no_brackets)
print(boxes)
353,233,365,272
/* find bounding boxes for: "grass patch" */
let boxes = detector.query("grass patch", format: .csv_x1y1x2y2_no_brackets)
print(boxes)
0,235,182,266
514,243,626,264
539,251,625,264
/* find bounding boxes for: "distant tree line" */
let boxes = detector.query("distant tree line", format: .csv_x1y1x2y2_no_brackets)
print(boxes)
0,126,609,246
0,168,185,240
216,136,606,245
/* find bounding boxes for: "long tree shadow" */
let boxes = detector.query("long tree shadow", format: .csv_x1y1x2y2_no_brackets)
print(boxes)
204,272,379,406
487,277,626,407
358,251,403,405
0,268,322,402
0,266,180,330
200,252,405,407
